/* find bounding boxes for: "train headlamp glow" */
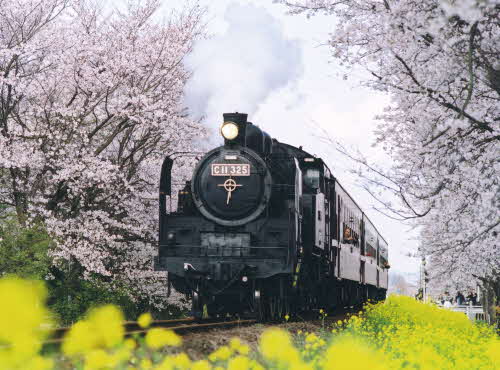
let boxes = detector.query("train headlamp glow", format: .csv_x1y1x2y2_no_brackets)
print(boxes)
221,121,239,140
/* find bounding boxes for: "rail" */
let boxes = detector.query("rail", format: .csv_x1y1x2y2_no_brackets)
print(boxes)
42,318,257,347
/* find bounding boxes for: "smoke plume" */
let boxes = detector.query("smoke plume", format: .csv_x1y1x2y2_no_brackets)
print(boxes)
184,3,303,143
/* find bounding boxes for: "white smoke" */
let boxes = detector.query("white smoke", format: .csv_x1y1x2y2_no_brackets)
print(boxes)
184,2,303,143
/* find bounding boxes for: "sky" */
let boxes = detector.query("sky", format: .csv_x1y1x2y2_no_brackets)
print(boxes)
153,0,421,276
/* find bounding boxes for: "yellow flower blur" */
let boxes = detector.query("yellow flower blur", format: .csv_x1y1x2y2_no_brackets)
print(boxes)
191,359,212,370
342,295,498,369
0,277,51,369
62,304,124,356
227,355,250,370
0,276,498,370
145,328,182,349
209,345,232,362
259,328,300,364
323,336,397,370
138,312,153,328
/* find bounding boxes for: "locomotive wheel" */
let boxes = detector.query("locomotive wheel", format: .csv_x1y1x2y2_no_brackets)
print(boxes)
269,297,277,321
192,289,203,320
268,295,289,321
255,279,292,322
276,297,288,321
255,288,267,321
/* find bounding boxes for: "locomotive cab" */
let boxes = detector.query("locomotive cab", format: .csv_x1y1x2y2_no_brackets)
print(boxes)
301,157,329,255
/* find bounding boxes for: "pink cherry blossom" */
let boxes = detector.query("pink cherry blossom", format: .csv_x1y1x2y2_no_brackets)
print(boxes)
0,0,206,308
277,0,499,308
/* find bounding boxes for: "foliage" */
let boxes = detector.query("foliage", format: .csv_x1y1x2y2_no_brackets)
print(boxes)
47,272,186,326
0,216,184,325
0,215,53,280
276,0,500,294
47,275,143,326
0,0,206,307
1,276,498,369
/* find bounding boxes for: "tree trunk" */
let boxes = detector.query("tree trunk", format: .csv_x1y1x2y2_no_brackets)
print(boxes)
10,168,28,227
480,278,499,326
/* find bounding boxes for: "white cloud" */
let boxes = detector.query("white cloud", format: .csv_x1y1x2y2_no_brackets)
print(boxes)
183,2,303,143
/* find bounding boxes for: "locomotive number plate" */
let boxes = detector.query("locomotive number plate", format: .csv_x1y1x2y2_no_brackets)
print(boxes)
211,163,250,176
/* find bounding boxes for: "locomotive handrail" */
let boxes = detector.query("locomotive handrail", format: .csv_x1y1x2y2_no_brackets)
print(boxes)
159,151,205,212
160,244,288,248
160,243,288,259
287,207,292,266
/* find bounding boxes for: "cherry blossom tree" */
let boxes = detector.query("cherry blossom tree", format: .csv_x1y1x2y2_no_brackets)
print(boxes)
0,0,206,307
277,0,499,319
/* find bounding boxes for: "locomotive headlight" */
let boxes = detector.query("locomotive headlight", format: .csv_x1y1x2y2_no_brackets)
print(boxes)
221,121,239,140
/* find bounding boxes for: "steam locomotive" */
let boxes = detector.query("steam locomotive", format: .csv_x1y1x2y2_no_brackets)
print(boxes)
155,113,389,320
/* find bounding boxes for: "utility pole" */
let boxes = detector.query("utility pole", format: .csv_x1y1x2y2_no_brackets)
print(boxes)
422,257,427,302
418,256,428,302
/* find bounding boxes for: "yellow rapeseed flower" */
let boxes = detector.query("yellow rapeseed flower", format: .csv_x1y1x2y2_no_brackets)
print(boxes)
124,338,136,350
305,333,319,343
140,358,153,369
290,361,314,370
155,361,174,370
209,345,232,362
25,355,54,370
230,337,242,350
89,305,124,348
229,337,250,355
323,336,396,370
259,328,300,364
145,328,182,349
0,277,52,369
85,349,117,370
165,352,191,369
62,320,94,356
342,295,499,369
486,338,500,364
191,359,212,370
62,305,124,356
237,344,250,356
138,312,153,328
249,360,265,370
227,355,250,370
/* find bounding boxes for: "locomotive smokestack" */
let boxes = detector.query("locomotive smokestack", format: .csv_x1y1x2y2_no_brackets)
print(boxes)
223,112,248,124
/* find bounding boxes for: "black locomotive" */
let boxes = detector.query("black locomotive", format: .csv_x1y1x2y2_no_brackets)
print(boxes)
155,113,389,320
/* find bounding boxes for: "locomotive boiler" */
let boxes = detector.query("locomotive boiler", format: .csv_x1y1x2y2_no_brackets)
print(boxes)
155,113,389,320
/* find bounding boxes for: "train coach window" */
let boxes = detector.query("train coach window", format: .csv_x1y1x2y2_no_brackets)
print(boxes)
343,224,358,245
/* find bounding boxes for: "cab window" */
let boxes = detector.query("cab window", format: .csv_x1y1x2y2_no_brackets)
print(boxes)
304,169,320,190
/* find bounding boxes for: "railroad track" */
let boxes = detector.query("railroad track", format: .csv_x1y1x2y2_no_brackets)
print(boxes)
41,305,362,348
43,318,257,346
